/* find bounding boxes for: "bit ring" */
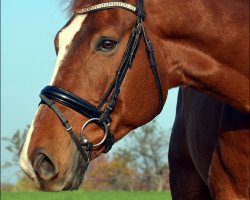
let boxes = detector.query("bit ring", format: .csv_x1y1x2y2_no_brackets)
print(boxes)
80,118,108,148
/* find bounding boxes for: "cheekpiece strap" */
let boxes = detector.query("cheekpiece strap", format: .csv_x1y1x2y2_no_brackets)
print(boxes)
136,0,145,19
40,94,91,161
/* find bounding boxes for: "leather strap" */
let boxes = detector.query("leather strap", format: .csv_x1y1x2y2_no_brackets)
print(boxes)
75,1,145,19
40,89,115,152
41,86,111,125
40,94,91,163
141,24,164,112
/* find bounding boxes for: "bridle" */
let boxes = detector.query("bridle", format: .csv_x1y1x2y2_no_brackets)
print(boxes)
39,0,163,172
40,0,163,173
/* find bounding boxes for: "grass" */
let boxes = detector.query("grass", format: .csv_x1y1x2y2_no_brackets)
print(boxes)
1,191,172,200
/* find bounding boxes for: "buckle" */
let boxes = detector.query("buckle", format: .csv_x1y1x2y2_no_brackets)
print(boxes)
135,8,145,19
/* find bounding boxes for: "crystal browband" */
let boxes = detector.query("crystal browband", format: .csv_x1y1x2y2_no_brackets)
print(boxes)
75,2,137,15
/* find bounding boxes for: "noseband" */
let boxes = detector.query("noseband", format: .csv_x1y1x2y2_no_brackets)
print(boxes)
39,0,163,171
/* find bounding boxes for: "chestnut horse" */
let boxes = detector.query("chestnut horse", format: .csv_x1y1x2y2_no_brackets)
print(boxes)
169,87,249,199
19,0,249,198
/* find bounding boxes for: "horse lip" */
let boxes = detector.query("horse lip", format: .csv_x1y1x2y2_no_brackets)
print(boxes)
62,151,87,190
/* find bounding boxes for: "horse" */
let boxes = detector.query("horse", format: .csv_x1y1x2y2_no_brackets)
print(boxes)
169,87,249,199
19,0,249,198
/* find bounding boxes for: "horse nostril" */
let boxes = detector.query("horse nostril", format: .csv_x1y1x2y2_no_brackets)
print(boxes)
33,152,58,181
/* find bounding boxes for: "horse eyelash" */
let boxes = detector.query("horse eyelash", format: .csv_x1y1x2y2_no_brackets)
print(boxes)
95,37,118,51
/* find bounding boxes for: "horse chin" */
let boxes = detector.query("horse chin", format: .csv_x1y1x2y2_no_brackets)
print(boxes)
62,152,87,191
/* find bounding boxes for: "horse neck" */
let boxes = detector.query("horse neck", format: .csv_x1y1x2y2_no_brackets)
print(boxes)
145,0,249,113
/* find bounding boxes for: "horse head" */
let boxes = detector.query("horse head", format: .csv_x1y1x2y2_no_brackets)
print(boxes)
19,0,167,191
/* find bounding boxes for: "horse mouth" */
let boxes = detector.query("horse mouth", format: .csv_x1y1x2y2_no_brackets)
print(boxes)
34,150,89,191
62,151,88,191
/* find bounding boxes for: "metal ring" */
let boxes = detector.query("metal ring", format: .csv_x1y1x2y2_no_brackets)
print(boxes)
80,118,109,148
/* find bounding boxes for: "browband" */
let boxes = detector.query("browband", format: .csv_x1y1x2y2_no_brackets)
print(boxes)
75,2,145,19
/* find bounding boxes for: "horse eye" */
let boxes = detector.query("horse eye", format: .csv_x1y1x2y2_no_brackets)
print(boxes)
97,39,117,51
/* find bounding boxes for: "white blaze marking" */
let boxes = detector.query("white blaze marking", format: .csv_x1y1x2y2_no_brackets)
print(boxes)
19,110,39,182
49,14,87,85
19,14,87,184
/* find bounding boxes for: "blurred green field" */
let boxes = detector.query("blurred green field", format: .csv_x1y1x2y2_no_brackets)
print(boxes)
1,191,172,200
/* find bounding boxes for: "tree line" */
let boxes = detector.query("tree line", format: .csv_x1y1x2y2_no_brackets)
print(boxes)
1,120,170,192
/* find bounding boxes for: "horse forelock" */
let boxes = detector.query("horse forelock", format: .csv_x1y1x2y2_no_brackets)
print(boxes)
70,0,99,13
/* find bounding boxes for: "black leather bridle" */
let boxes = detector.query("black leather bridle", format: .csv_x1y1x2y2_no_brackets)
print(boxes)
39,0,163,171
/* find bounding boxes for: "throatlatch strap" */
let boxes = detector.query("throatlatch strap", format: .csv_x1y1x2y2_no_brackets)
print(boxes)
141,22,164,112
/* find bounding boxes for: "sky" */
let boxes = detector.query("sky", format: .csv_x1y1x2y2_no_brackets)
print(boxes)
1,1,178,183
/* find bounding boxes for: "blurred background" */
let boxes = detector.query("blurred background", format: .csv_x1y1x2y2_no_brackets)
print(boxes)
1,0,178,192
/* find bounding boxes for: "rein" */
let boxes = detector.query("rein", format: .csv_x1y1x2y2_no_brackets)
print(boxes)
39,0,163,171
